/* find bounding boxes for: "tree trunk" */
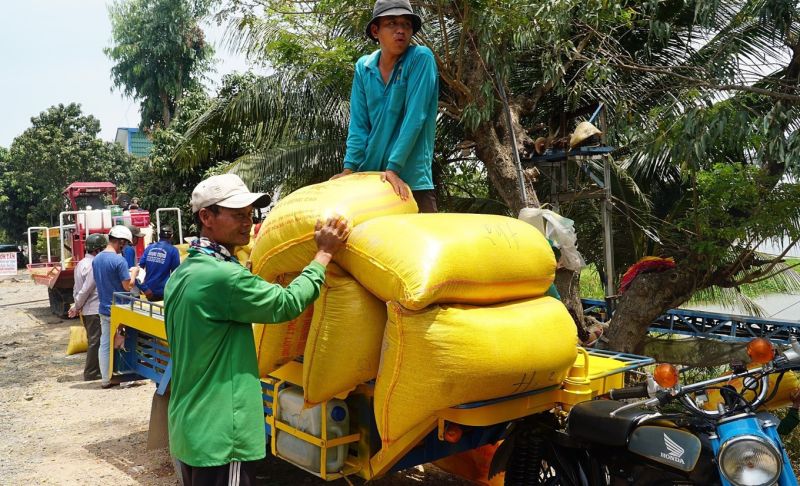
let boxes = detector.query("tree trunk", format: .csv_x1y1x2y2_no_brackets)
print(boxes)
160,92,172,128
470,119,525,214
555,268,601,343
470,114,596,340
601,266,698,353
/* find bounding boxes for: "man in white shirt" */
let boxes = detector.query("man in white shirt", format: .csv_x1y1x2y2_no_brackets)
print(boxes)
68,234,108,381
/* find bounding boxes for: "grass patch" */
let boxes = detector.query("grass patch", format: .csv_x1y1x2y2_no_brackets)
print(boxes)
580,265,605,299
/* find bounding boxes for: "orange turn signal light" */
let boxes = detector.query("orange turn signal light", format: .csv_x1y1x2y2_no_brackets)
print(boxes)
444,423,463,443
653,363,679,388
747,338,775,365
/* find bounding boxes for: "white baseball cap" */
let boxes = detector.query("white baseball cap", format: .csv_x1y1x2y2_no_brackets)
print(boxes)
108,225,133,244
190,174,270,213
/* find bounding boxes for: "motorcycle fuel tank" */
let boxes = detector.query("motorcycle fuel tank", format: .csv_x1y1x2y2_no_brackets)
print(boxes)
627,426,702,472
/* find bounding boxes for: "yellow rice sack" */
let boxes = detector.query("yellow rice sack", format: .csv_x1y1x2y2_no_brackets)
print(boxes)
251,172,417,282
233,226,257,266
702,369,799,411
66,325,88,355
375,297,578,444
176,243,189,262
303,265,386,405
252,273,314,376
336,213,557,310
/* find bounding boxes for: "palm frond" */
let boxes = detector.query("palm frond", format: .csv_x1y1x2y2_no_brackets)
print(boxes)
173,74,349,169
228,139,347,195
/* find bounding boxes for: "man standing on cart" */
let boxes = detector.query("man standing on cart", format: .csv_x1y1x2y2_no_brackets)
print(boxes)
164,174,349,486
330,0,440,213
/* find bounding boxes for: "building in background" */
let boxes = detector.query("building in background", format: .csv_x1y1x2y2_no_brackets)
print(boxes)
115,127,153,157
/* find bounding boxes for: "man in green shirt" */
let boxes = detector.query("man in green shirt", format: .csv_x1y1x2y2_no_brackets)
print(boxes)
164,174,349,486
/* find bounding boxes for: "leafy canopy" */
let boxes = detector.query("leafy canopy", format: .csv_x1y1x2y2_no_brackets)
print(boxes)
0,103,134,241
105,0,215,129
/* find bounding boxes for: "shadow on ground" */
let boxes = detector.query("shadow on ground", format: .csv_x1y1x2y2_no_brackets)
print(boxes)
22,305,75,327
84,429,177,485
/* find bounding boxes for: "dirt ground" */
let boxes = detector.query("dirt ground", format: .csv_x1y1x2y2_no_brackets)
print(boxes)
0,274,474,486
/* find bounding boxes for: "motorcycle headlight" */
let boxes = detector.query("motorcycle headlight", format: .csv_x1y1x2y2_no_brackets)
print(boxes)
718,435,782,486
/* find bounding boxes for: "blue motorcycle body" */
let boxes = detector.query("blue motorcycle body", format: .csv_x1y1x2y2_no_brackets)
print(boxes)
710,413,798,486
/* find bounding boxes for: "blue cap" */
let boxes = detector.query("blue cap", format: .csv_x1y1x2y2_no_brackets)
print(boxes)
330,405,347,422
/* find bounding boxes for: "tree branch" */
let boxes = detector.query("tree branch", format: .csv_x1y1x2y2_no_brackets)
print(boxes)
583,56,800,103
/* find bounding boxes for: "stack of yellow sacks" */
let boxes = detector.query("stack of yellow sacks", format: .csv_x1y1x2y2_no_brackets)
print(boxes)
248,172,578,445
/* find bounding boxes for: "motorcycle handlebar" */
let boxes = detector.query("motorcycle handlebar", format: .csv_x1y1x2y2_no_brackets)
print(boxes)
609,383,650,400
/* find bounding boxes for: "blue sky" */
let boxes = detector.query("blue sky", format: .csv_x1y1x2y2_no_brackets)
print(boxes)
0,0,253,147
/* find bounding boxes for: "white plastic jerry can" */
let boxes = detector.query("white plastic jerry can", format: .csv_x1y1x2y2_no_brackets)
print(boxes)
275,385,350,473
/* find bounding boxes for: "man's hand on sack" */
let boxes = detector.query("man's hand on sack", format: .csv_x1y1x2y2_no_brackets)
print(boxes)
329,169,353,181
314,216,351,265
381,170,409,201
67,306,79,319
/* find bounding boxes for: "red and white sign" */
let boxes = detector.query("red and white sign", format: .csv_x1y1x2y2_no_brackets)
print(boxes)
0,252,17,276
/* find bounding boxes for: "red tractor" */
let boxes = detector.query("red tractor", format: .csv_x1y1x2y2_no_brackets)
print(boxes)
27,182,150,317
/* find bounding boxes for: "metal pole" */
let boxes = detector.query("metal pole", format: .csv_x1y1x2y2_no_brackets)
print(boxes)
156,208,184,243
602,156,616,314
497,78,539,209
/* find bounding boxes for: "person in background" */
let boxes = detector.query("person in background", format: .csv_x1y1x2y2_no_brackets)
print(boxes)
138,225,180,302
778,388,800,436
330,0,439,213
67,233,108,381
93,225,139,389
165,174,349,486
122,225,144,268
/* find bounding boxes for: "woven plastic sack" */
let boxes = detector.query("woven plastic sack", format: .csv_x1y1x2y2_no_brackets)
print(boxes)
251,172,417,282
303,265,386,405
703,369,799,411
66,325,88,355
375,297,577,444
337,213,557,310
252,273,314,377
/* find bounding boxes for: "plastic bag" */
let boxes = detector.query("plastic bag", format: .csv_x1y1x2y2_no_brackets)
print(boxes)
519,208,585,272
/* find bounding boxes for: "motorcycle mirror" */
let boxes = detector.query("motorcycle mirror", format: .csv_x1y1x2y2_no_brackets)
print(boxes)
653,363,679,388
746,338,774,365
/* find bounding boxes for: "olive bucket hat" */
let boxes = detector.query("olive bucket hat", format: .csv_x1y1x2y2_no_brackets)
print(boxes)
365,0,422,41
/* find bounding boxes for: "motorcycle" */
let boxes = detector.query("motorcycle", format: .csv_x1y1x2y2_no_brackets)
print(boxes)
494,337,800,486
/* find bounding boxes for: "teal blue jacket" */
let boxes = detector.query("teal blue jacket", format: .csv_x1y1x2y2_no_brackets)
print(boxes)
344,45,438,191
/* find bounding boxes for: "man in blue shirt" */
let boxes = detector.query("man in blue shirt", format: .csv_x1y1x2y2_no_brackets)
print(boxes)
138,225,181,302
93,225,140,388
122,225,144,268
331,0,439,213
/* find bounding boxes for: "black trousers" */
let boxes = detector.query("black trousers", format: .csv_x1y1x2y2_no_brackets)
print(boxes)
82,314,102,381
412,189,438,213
177,460,258,486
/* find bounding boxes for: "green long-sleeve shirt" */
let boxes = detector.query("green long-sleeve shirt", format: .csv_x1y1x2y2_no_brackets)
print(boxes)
164,250,325,466
778,407,799,436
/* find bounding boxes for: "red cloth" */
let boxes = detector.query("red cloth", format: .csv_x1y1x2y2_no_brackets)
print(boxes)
618,256,675,294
